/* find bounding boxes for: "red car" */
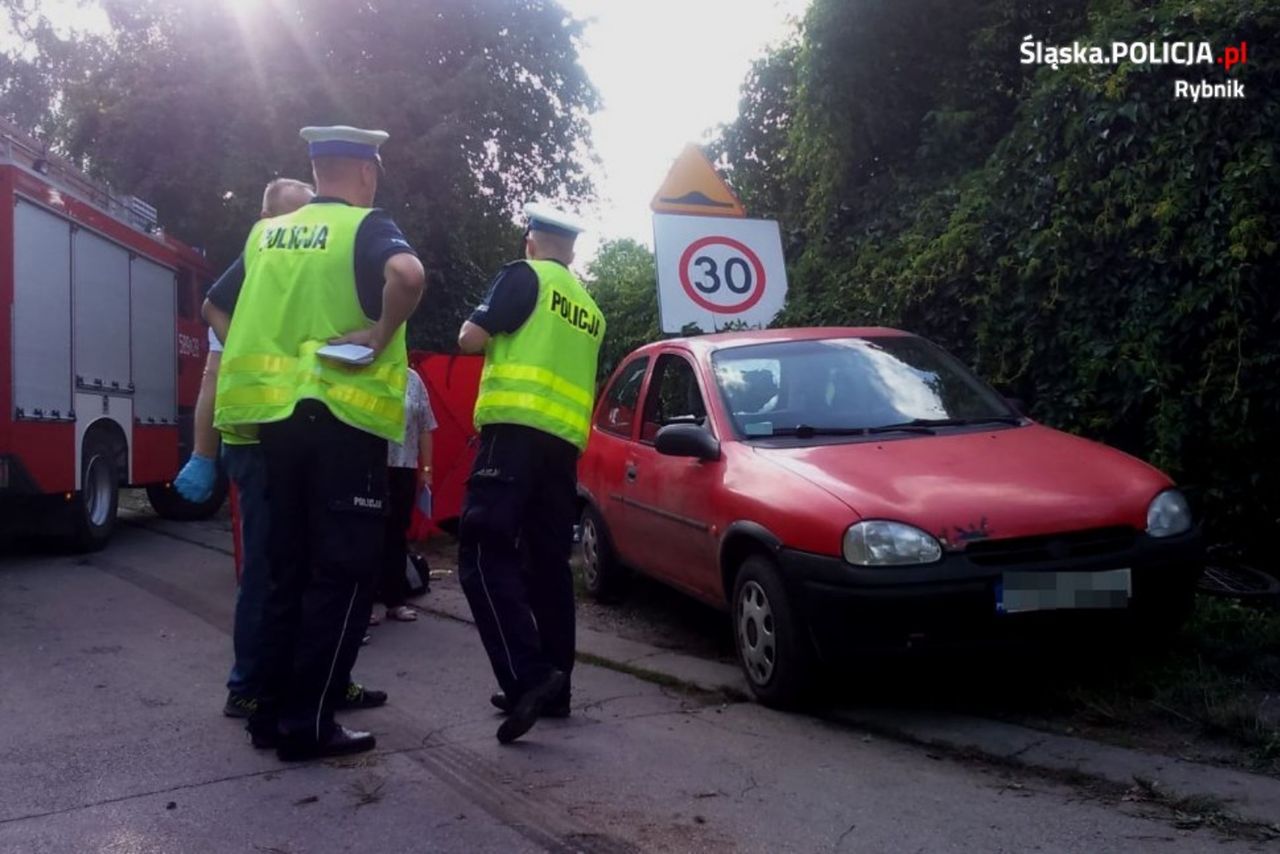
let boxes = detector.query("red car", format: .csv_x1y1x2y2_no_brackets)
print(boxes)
576,327,1202,706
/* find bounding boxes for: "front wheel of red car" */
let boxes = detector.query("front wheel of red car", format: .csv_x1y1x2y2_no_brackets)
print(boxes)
733,555,814,709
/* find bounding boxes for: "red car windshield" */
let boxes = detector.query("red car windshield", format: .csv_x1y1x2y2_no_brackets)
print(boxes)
710,336,1017,439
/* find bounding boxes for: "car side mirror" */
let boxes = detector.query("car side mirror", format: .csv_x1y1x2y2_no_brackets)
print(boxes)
655,423,720,462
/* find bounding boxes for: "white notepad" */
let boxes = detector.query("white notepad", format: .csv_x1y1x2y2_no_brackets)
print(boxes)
316,343,375,366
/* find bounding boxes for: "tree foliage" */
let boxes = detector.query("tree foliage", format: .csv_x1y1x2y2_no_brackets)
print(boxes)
583,238,658,381
715,0,1280,549
1,0,598,350
712,40,800,233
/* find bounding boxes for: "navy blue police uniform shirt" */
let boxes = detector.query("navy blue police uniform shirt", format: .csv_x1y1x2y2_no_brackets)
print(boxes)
468,260,569,335
206,197,417,319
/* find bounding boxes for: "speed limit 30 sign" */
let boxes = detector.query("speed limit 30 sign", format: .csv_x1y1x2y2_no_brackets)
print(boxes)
653,214,787,333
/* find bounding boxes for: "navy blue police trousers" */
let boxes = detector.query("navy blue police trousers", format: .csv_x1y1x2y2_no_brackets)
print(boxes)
458,423,578,705
251,401,386,744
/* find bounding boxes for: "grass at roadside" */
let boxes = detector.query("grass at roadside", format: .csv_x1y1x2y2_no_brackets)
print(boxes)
860,596,1280,776
1056,597,1280,773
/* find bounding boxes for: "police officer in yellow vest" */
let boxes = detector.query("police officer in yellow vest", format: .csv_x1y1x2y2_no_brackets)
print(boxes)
205,125,425,761
457,202,605,744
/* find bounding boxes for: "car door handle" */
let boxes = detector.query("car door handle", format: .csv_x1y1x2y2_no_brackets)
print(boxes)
625,463,638,482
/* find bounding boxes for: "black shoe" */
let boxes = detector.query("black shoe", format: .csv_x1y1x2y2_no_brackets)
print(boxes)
490,691,571,719
246,715,279,750
276,725,376,762
248,724,278,750
337,682,387,710
223,692,258,719
496,670,567,745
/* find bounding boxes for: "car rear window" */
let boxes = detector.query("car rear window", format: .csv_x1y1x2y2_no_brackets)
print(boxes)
597,356,648,438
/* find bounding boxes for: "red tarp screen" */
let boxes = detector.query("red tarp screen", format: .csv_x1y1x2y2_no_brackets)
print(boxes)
231,351,483,580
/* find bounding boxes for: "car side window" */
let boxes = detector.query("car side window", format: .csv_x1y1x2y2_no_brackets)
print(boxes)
597,357,649,438
640,354,708,443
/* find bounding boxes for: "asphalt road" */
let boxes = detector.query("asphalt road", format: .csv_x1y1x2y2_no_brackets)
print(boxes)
0,518,1268,853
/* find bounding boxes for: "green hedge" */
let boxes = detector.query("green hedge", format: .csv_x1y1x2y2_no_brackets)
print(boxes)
771,1,1279,549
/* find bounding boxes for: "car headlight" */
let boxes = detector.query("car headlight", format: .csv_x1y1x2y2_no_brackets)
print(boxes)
843,521,943,566
1147,489,1192,538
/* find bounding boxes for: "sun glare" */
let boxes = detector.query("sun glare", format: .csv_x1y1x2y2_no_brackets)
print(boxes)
7,0,811,260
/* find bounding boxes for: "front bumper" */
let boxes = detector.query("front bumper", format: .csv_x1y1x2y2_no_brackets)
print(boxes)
777,527,1204,657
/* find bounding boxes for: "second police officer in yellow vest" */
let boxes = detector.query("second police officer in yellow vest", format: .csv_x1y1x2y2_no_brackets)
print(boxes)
205,125,425,761
458,203,605,744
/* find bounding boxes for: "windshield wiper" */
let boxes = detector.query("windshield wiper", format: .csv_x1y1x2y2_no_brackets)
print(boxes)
760,417,1019,439
768,423,938,438
862,423,938,435
893,416,1023,428
767,424,870,438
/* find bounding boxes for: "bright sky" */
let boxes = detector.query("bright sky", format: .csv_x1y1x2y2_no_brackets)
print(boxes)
560,0,808,258
15,0,809,259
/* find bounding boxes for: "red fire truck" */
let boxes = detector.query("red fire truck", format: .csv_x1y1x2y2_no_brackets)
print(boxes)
0,123,224,550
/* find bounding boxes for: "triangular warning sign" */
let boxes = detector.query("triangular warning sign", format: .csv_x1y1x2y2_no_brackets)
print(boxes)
650,145,746,218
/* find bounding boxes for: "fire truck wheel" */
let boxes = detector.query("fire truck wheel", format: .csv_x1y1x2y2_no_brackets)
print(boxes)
145,473,228,522
72,431,122,552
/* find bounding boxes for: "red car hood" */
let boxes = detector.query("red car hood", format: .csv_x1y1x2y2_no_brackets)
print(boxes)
754,425,1170,546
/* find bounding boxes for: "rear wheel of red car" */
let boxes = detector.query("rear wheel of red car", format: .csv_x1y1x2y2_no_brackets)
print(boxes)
733,555,813,709
579,504,626,602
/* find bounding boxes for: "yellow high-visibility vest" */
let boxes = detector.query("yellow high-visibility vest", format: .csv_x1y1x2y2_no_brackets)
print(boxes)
214,202,407,442
473,260,605,450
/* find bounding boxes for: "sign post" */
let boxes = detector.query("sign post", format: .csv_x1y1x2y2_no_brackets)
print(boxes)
650,146,787,333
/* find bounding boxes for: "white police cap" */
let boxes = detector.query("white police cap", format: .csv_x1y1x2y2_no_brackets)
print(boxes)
523,202,586,238
300,125,389,162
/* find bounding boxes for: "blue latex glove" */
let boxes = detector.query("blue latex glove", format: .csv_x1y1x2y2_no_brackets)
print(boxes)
174,454,217,502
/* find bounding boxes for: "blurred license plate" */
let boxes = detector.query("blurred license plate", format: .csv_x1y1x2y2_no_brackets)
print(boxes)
997,569,1131,614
